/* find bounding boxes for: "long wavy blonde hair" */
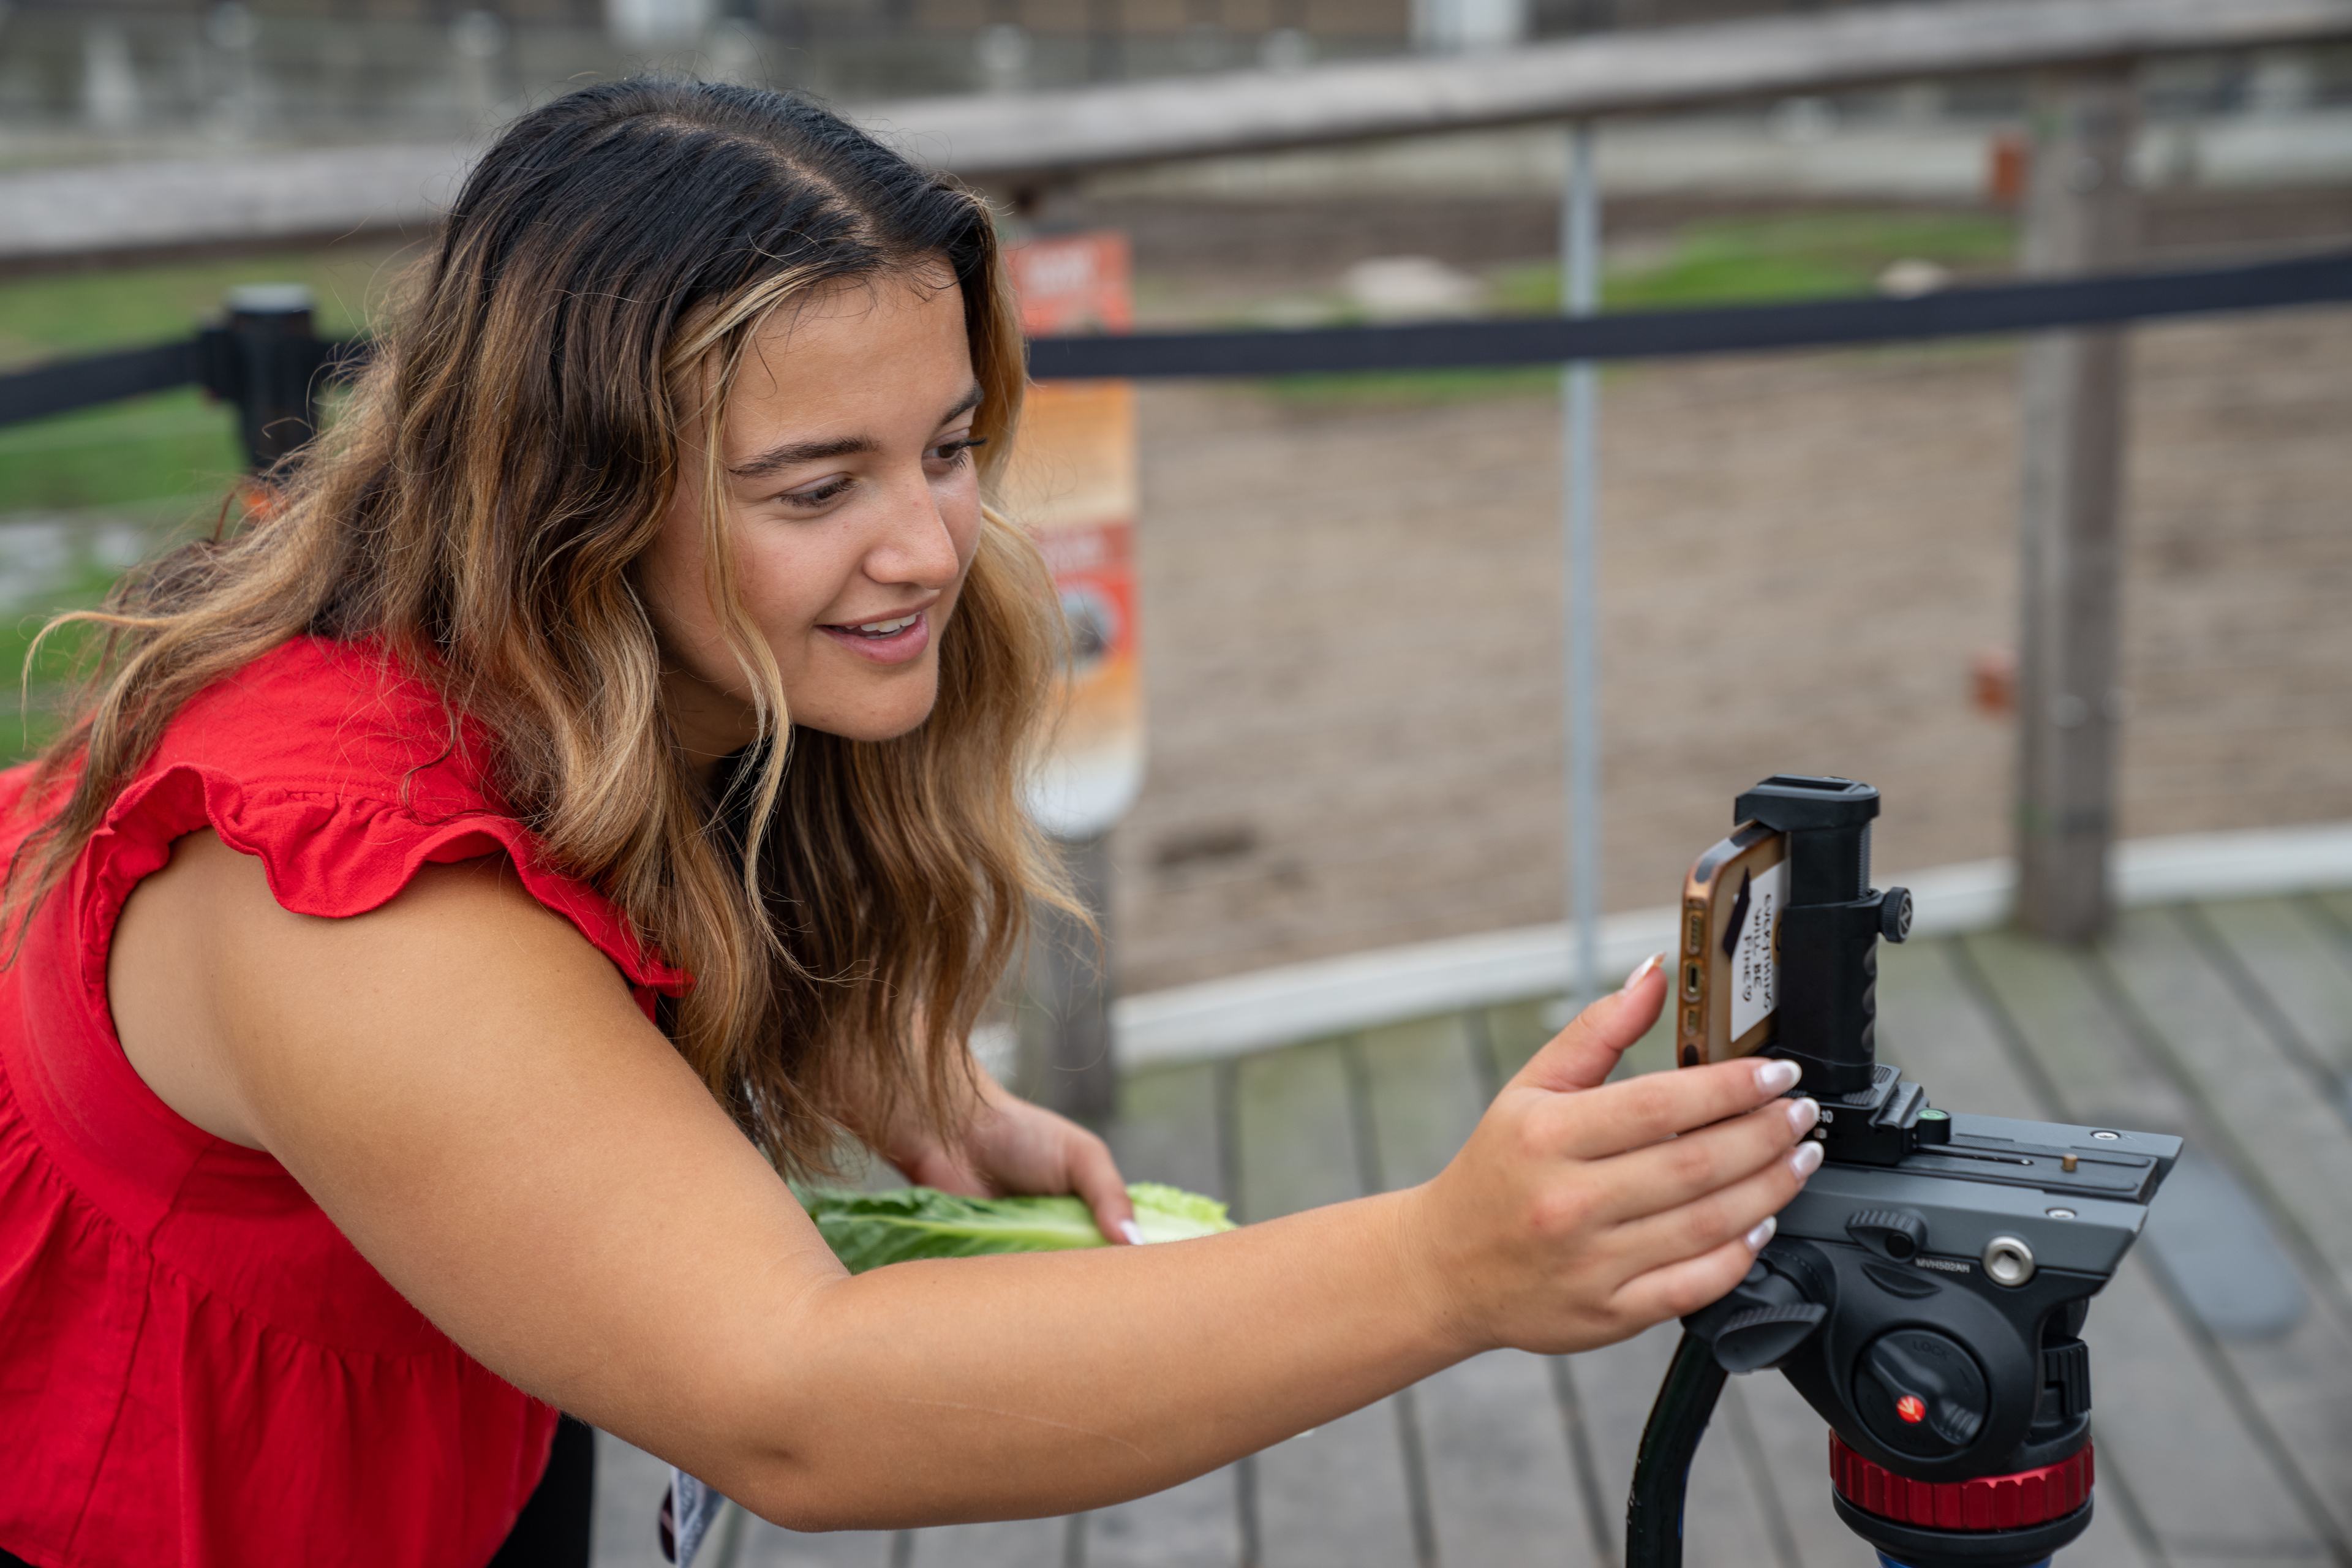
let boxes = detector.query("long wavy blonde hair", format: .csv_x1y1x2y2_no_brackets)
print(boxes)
2,79,1074,1174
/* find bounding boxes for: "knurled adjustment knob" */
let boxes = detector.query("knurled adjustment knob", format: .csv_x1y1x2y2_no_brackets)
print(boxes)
1712,1301,1828,1374
2042,1340,2092,1420
1845,1207,1929,1262
1830,1433,2094,1531
1880,887,1914,943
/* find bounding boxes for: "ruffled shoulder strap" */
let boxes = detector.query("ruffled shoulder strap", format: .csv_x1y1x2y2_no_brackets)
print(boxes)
69,636,690,1011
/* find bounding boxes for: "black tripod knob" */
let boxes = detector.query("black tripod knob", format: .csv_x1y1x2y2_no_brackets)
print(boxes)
1855,1329,1988,1456
1880,886,1913,943
1691,1260,1827,1374
1713,1302,1828,1374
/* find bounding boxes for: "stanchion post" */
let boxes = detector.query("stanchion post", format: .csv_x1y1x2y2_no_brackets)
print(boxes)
1019,834,1119,1125
198,283,328,472
2013,66,2138,941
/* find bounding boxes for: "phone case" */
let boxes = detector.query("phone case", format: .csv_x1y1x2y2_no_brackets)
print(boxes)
1678,821,1787,1067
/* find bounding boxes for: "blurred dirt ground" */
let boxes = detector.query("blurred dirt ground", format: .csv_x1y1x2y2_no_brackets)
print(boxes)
1091,194,2352,992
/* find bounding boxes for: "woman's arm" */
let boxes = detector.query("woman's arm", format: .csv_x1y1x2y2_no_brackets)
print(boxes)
110,832,1817,1531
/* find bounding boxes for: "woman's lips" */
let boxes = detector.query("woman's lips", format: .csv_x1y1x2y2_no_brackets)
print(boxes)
818,609,931,665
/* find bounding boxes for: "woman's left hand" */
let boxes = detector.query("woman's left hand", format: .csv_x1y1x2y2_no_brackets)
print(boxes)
886,1074,1140,1245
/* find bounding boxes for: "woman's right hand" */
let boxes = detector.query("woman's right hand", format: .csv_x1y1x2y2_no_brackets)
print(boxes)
1401,954,1823,1359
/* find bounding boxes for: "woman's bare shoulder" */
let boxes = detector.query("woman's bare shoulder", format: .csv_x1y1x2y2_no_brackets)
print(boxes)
108,828,633,1149
105,824,840,1479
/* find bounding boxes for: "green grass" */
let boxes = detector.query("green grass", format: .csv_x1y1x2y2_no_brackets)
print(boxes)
0,555,135,764
0,244,410,370
1492,209,2017,314
1266,207,2018,408
0,391,247,514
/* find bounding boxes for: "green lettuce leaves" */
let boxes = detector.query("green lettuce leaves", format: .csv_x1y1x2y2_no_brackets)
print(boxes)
804,1182,1235,1274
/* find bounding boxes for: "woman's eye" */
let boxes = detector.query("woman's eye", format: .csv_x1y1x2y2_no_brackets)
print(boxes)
777,438,985,508
782,476,854,509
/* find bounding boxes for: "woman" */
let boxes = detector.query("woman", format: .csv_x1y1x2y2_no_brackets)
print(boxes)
0,80,1821,1566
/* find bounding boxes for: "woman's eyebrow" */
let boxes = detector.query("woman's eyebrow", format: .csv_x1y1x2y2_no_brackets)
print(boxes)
940,383,984,424
728,435,873,481
725,385,985,481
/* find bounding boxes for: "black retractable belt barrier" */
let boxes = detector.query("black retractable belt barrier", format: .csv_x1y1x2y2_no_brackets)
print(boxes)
1,249,2348,461
1027,248,2352,380
0,340,198,428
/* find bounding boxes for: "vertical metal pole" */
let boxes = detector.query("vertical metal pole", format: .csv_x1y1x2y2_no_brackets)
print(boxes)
1562,123,1603,1002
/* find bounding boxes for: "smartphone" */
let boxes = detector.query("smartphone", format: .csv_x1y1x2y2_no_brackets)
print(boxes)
1676,822,1787,1068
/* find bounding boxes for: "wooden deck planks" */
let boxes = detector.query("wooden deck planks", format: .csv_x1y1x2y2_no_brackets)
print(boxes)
2312,890,2352,947
2085,911,2352,1556
1471,997,1795,1568
597,905,2352,1568
2102,908,2352,1321
1959,926,2352,1564
2193,897,2352,1079
898,1518,1069,1568
1352,1015,1610,1567
1232,1041,1425,1568
592,1423,902,1568
1085,1062,1249,1568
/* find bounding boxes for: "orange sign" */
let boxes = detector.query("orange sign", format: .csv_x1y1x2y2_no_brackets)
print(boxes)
1003,232,1144,841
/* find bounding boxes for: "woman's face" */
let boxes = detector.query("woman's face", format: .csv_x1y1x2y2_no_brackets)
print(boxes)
643,269,986,772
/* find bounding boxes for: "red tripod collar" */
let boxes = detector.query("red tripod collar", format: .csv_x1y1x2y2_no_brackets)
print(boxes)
1830,1433,2094,1531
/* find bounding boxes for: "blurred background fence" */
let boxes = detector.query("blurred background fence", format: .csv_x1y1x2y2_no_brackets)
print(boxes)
23,0,2342,143
3,0,2351,1055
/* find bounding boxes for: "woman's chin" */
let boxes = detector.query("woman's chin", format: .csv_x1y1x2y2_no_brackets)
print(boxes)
792,684,941,743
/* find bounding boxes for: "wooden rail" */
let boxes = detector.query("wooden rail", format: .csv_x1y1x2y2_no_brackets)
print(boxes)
867,0,2352,189
10,0,2348,962
6,0,2351,265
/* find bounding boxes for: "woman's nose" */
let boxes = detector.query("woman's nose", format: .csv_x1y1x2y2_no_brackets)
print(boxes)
864,474,964,589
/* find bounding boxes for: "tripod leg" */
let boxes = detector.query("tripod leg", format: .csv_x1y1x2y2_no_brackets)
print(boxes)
1626,1331,1728,1568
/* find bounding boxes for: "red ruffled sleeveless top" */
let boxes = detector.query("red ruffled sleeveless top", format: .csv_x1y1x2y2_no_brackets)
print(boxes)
0,636,690,1567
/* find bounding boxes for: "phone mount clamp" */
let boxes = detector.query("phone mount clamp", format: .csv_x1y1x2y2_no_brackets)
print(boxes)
1624,776,2179,1568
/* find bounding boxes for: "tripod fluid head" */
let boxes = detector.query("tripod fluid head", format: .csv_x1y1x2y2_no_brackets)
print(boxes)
1627,777,2178,1568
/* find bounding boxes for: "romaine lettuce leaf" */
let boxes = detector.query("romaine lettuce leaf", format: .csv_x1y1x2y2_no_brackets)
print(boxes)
804,1182,1235,1273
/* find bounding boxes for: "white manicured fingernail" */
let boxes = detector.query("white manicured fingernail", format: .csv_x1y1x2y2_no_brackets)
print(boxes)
1118,1219,1145,1246
1755,1058,1802,1095
1620,952,1663,993
1790,1141,1825,1179
1746,1216,1777,1251
1786,1097,1820,1136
